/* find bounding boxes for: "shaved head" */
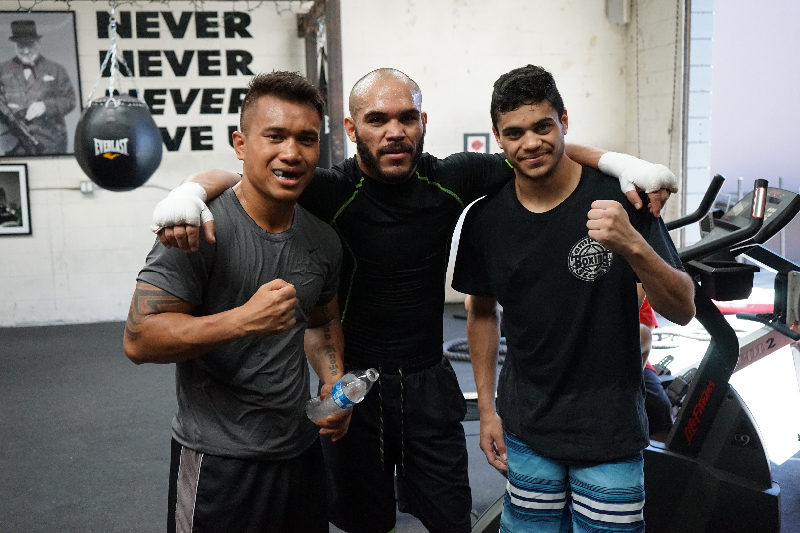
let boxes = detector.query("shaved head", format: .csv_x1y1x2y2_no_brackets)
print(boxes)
344,68,427,184
349,68,422,118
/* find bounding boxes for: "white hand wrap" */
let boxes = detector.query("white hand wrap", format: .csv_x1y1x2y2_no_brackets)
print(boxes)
599,152,678,194
150,182,214,233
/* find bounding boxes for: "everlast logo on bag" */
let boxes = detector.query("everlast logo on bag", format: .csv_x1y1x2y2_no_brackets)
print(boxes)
94,138,130,159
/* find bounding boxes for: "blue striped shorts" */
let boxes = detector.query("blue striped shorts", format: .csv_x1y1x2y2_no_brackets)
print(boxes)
500,432,645,533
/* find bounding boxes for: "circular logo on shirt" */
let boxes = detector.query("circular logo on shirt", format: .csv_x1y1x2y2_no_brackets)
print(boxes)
568,236,613,281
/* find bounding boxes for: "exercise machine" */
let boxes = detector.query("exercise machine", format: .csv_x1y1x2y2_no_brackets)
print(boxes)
643,178,800,533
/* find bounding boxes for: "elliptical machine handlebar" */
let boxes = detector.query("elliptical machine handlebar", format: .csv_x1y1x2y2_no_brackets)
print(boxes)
736,312,800,341
678,179,769,263
665,174,727,231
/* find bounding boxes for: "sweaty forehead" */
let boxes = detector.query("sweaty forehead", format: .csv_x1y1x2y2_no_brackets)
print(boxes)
350,76,421,117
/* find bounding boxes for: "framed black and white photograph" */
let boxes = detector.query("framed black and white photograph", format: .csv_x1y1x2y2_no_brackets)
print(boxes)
0,163,30,235
0,11,81,157
464,133,490,154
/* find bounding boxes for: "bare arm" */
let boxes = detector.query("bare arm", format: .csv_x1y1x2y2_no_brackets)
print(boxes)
183,170,242,198
466,294,507,472
304,296,350,441
565,142,605,168
627,250,695,326
587,200,695,325
305,296,345,386
123,279,298,364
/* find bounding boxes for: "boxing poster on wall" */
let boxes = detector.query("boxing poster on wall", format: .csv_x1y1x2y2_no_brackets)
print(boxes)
0,163,30,235
0,12,81,157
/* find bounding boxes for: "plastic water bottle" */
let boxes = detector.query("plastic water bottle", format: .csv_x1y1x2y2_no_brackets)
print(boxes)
306,368,379,421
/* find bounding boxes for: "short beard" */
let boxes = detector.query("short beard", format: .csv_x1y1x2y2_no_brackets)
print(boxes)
355,130,424,184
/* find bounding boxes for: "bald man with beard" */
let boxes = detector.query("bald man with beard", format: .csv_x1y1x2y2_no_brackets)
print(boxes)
150,68,677,533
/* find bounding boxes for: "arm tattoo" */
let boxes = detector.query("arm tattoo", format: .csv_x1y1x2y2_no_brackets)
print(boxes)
321,322,340,377
125,286,186,339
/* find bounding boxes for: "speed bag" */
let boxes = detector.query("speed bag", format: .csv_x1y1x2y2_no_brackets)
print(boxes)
74,96,163,192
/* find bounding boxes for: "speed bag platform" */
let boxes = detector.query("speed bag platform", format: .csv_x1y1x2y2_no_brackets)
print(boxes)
74,95,163,192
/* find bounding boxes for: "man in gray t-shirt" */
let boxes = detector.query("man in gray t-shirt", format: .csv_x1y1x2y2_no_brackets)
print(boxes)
138,188,342,459
123,72,346,533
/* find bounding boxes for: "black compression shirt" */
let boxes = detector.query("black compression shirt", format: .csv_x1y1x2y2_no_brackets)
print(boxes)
298,152,513,369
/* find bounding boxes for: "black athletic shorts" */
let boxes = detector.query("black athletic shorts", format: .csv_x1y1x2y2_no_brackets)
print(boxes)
167,438,327,533
323,357,472,533
643,367,674,436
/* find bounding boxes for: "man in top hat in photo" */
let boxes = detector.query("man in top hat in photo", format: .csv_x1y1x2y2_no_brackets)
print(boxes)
0,19,76,155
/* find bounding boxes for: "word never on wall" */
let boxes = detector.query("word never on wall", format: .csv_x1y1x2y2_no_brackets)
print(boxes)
95,10,271,152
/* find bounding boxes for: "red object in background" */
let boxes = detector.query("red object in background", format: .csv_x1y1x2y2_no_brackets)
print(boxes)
640,297,658,328
640,297,658,373
712,301,774,314
471,139,484,151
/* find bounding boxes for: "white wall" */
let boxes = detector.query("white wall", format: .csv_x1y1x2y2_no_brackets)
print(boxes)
621,0,686,227
340,0,633,162
684,0,714,244
0,0,684,325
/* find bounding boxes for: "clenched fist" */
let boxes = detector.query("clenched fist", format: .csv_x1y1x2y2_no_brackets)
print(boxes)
586,200,640,255
238,279,298,336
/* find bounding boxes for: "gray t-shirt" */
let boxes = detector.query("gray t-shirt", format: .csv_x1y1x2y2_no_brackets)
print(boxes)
138,188,342,460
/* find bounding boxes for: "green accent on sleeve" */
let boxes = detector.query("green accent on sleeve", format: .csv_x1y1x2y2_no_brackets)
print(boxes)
505,158,514,168
330,176,364,225
337,235,357,323
415,172,465,209
328,176,364,323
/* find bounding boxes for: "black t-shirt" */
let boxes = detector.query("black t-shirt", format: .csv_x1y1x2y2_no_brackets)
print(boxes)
452,166,683,462
298,152,513,368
